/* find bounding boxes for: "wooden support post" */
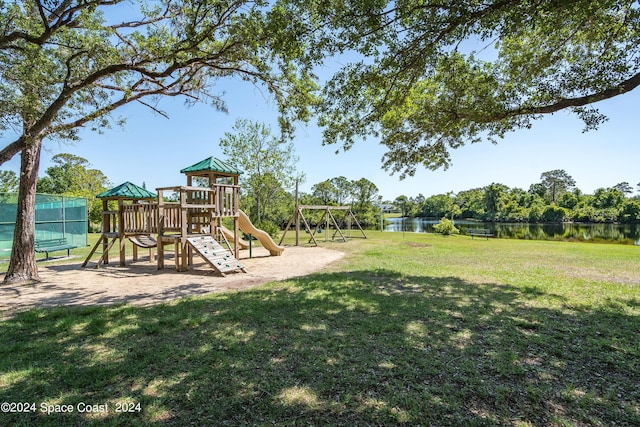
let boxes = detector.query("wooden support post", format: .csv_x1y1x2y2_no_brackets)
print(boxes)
302,210,317,246
180,188,188,271
118,199,125,266
233,217,240,260
157,191,165,270
325,208,329,242
233,186,240,259
327,209,347,242
102,199,110,265
175,239,181,271
295,180,299,246
209,191,217,239
349,209,367,239
157,240,165,269
279,212,295,246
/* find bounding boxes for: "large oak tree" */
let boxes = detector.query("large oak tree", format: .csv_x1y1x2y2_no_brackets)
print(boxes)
0,0,317,283
304,0,640,177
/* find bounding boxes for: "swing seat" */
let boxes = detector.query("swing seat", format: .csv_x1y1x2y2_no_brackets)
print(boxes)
128,235,158,248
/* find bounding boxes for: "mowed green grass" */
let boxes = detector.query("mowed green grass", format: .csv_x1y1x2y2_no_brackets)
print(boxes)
1,232,639,426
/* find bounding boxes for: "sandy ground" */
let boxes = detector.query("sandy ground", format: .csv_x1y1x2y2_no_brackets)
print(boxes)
0,246,344,318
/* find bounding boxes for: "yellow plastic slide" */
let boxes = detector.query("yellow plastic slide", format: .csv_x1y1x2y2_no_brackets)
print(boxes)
238,209,285,256
218,224,250,249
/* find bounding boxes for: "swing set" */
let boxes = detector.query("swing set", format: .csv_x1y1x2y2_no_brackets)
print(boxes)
279,204,367,246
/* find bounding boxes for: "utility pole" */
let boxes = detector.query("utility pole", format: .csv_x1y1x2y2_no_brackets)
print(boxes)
295,179,299,246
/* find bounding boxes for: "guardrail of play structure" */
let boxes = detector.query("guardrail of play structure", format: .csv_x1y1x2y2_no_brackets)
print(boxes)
214,184,239,217
153,185,240,234
156,202,182,233
121,203,157,234
156,186,239,215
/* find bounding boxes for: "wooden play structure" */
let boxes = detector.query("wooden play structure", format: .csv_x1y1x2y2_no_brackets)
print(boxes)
280,204,367,246
82,157,281,276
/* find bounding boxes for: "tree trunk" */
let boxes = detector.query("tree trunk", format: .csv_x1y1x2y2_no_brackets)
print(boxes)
4,137,42,284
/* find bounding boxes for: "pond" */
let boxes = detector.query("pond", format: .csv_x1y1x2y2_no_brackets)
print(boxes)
384,217,640,245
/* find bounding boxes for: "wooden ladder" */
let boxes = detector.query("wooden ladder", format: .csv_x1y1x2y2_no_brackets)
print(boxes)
82,235,118,268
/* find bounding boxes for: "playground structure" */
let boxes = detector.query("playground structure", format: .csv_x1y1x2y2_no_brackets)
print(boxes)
83,157,284,276
280,204,367,246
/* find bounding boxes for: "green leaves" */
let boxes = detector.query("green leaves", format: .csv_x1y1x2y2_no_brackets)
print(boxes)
312,0,640,176
0,0,322,164
219,119,301,223
36,153,111,223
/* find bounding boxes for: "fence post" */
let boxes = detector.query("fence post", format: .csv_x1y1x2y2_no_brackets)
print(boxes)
62,195,66,238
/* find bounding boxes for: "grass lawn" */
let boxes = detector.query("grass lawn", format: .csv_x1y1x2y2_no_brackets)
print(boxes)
1,234,107,271
1,232,639,426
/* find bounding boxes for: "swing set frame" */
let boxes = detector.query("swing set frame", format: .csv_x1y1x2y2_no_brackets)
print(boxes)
279,204,367,246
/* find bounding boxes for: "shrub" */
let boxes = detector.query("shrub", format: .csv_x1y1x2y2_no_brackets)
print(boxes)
255,219,280,238
620,200,640,223
433,218,460,235
542,205,567,222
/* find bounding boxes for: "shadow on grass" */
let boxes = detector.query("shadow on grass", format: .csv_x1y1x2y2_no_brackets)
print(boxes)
1,270,638,426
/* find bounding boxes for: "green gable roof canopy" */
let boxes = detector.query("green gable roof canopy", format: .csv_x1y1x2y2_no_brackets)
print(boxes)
96,182,157,199
180,157,244,176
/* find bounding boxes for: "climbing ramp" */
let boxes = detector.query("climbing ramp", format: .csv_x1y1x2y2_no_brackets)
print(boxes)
186,235,246,276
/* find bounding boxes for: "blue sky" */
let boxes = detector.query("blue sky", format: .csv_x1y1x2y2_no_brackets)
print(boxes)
2,71,639,202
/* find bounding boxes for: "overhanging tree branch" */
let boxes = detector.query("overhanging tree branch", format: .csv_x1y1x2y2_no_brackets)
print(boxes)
313,0,640,177
1,0,121,48
0,137,27,165
512,71,640,117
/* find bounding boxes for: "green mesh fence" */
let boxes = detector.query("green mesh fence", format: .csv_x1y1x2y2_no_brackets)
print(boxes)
0,193,88,257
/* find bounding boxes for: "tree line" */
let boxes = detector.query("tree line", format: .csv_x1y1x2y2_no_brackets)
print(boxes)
300,177,381,228
394,170,640,224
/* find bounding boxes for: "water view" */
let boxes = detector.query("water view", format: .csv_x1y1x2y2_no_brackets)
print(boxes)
385,217,640,245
